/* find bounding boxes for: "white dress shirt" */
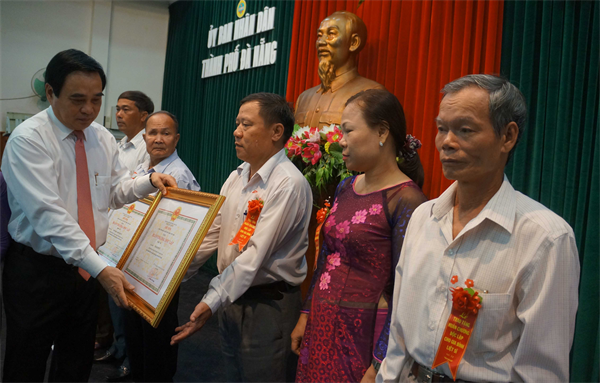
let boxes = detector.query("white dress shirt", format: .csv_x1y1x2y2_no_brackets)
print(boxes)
132,150,200,192
1,107,156,278
186,149,312,313
378,176,580,383
118,129,149,174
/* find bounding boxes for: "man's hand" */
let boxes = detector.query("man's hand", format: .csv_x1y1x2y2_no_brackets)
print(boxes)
96,266,134,309
291,313,308,355
170,302,212,345
360,365,377,383
150,172,177,196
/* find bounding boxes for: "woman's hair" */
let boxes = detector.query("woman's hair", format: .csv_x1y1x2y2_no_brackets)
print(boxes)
346,89,424,188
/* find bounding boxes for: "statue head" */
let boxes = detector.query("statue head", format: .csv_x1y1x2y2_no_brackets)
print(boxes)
316,11,367,90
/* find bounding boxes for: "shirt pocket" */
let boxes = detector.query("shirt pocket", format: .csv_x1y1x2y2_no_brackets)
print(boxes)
295,111,308,126
319,111,341,127
94,175,112,212
472,293,512,353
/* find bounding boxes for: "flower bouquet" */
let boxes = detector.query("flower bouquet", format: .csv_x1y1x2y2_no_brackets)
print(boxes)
285,124,354,193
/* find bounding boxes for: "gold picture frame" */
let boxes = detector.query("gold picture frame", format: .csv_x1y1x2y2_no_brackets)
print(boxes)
116,187,225,327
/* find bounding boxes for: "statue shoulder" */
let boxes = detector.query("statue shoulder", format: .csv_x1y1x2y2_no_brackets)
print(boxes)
295,84,322,109
297,84,321,99
350,75,386,91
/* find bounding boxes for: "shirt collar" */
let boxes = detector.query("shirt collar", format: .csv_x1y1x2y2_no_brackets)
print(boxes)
47,106,81,141
431,175,516,234
120,129,145,147
150,150,180,174
318,68,359,93
236,149,287,184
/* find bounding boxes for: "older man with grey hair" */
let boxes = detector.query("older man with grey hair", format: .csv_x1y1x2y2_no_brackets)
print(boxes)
377,74,580,383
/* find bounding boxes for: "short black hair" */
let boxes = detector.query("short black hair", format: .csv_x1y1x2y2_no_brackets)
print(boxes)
118,91,154,115
239,93,294,143
145,111,179,134
45,49,106,97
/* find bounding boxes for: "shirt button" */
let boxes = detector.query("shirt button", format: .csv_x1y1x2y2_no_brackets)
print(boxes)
438,284,445,292
429,321,435,330
448,249,454,255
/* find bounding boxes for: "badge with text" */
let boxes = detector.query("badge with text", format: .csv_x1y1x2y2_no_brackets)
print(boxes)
432,277,483,380
229,197,264,251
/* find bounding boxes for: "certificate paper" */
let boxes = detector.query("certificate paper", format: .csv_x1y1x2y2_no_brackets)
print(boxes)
124,206,199,295
98,201,150,267
117,188,224,327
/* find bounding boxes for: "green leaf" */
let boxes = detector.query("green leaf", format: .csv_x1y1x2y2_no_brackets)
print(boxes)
330,151,343,160
329,142,342,153
292,124,302,135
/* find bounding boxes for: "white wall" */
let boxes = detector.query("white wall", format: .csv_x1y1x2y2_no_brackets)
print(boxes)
0,0,170,132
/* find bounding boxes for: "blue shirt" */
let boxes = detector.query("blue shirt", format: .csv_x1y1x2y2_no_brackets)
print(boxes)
133,150,200,192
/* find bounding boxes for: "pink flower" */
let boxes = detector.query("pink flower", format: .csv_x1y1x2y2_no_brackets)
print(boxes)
307,129,321,143
319,272,331,290
330,202,338,213
323,215,336,234
326,252,341,271
326,126,343,143
351,209,368,224
335,220,350,240
302,143,322,165
368,204,383,215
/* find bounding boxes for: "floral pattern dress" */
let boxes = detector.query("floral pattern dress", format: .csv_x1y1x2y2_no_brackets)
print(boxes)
296,175,427,383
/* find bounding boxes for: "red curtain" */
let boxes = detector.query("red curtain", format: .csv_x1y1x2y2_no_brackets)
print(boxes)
286,0,504,198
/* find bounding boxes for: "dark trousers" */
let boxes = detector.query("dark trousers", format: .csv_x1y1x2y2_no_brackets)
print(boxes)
108,297,129,362
124,288,180,382
218,283,301,382
96,283,114,348
2,242,98,382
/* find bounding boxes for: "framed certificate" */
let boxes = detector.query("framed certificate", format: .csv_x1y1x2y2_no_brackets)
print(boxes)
116,188,225,327
98,197,154,267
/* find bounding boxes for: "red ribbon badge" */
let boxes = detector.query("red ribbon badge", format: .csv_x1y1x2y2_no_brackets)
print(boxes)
313,200,330,271
432,278,483,380
229,198,264,251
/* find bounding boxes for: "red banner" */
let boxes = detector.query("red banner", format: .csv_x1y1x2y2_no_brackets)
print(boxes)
431,303,479,380
229,199,263,251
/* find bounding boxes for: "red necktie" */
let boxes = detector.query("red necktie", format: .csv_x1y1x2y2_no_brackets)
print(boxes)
74,130,95,281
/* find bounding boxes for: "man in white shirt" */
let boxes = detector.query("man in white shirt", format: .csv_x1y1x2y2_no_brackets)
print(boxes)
171,93,312,382
1,49,176,382
377,75,580,383
132,111,200,192
116,91,153,173
94,92,154,381
123,110,200,383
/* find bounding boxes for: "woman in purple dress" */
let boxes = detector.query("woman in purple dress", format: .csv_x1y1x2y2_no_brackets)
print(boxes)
293,89,427,383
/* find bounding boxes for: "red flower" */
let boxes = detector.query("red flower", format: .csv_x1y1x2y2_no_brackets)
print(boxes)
248,199,263,214
285,138,301,157
316,208,328,224
451,287,482,314
302,143,322,165
450,275,458,284
326,126,343,143
465,279,474,288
